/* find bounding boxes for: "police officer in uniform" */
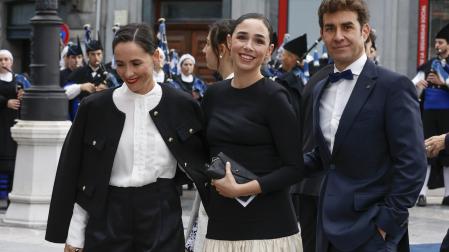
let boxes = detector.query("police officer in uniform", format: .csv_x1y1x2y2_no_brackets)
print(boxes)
412,23,449,207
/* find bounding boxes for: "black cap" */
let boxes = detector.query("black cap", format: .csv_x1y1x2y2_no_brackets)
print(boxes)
67,45,82,56
436,23,449,42
86,40,103,52
283,33,307,58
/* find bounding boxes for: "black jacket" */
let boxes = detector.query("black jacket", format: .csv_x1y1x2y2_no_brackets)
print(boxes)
0,79,19,173
45,84,210,243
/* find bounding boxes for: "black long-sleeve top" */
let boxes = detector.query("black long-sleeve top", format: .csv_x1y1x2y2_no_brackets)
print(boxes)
202,77,303,240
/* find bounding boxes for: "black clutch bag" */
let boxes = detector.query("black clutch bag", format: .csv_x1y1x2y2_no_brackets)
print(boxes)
206,152,258,184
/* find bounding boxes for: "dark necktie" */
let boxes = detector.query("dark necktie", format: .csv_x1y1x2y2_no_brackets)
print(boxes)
328,69,354,83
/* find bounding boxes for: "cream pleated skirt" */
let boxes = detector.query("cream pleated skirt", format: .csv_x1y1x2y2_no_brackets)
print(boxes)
202,233,303,252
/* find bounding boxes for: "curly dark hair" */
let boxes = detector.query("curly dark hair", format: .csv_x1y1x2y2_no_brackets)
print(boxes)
318,0,370,29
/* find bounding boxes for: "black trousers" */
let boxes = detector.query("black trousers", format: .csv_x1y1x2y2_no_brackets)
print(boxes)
294,194,318,252
423,109,449,166
84,179,185,252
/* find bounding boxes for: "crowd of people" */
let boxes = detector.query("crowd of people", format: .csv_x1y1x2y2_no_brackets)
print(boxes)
1,0,449,251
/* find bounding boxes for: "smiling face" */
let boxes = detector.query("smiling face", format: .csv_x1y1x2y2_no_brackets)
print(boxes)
321,10,369,70
114,41,156,94
228,18,273,75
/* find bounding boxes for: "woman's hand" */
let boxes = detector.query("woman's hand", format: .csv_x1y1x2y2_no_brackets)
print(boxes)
425,134,446,158
212,162,241,198
211,162,262,198
7,99,20,110
64,244,83,252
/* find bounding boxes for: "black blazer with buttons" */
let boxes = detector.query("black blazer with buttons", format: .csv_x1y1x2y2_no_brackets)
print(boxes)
45,84,210,243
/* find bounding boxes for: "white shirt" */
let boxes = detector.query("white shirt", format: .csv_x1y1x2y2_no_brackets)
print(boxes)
319,54,367,152
0,72,13,82
66,83,177,248
64,65,101,100
181,73,194,82
153,69,165,83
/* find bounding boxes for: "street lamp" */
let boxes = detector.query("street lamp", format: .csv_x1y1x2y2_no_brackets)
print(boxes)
3,0,71,228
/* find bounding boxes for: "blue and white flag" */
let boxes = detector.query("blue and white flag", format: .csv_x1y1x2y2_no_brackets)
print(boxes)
157,18,171,74
432,59,449,82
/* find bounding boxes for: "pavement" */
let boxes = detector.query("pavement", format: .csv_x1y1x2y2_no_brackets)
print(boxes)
0,189,448,251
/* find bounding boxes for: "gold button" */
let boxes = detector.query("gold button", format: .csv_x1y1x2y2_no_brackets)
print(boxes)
92,140,96,146
82,186,86,191
168,137,174,142
189,128,194,134
153,111,159,116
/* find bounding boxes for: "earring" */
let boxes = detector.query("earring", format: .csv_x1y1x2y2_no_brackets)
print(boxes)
219,55,223,59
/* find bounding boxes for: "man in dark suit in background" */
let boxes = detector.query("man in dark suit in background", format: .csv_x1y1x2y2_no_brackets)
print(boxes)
304,0,427,251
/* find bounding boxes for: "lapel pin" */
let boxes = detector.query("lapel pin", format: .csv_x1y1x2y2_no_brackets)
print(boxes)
366,84,371,89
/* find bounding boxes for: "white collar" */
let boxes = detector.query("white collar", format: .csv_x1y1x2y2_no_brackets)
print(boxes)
181,73,194,82
118,81,162,98
0,72,13,82
333,53,367,76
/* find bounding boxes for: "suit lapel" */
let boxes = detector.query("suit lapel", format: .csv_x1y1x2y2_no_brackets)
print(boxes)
331,60,378,158
313,78,332,162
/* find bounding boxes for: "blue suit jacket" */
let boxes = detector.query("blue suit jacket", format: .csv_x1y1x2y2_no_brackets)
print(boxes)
305,60,427,251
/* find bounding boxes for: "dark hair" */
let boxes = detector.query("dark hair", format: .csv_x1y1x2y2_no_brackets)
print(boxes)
112,23,156,55
366,29,376,49
318,0,370,29
231,13,273,44
209,19,234,67
210,19,233,57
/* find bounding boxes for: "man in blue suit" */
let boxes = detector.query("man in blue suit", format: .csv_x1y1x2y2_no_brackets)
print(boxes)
304,0,427,251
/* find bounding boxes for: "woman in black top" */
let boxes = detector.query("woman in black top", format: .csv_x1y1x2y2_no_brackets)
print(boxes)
202,13,304,251
45,23,209,252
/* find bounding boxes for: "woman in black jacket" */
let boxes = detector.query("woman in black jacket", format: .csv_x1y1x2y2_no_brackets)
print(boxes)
45,23,209,252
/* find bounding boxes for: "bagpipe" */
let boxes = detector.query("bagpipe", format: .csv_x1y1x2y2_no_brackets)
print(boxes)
428,49,449,89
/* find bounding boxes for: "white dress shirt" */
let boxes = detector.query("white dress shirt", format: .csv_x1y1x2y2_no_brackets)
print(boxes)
319,54,367,152
66,83,177,248
0,72,13,82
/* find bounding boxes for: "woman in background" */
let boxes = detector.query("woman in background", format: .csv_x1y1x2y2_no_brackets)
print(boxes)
171,53,207,100
185,19,234,252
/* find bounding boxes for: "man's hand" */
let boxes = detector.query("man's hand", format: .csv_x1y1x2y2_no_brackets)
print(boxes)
426,73,444,86
7,99,20,110
425,133,446,158
17,89,25,100
80,83,96,93
416,80,428,90
64,244,83,252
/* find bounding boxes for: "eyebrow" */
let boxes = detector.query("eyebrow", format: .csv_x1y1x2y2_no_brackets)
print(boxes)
324,21,355,27
236,31,267,40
